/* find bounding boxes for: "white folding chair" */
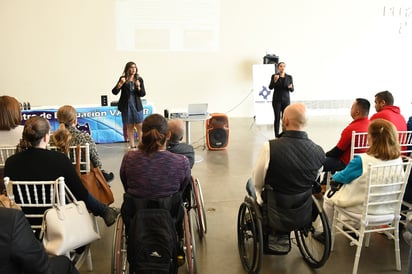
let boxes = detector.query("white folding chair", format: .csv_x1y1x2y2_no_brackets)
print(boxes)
48,143,91,173
349,131,369,161
331,160,412,274
0,146,17,167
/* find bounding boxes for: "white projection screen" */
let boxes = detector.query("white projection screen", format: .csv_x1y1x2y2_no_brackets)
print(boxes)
115,0,220,52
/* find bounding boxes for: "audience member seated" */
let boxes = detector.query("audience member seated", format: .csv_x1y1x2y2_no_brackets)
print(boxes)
370,90,407,131
4,116,119,233
322,98,370,182
0,95,23,147
0,207,79,274
50,105,114,182
167,118,195,169
323,119,403,228
120,114,191,265
252,103,325,252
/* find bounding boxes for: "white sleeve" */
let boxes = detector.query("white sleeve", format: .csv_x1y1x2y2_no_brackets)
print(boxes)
252,141,270,205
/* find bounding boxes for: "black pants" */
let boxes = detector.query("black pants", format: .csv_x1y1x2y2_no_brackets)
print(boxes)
49,256,79,274
272,100,289,137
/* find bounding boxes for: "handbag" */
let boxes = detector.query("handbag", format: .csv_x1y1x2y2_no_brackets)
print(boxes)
75,145,114,205
0,181,22,210
41,182,101,256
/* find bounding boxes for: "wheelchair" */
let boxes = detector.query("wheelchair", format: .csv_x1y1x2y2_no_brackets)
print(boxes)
237,180,331,274
112,177,206,274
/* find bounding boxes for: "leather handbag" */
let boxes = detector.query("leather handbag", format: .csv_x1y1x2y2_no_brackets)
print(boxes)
0,181,22,210
75,145,114,205
41,182,100,256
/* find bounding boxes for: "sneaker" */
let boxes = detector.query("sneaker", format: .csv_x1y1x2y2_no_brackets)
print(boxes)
102,170,114,183
102,207,119,227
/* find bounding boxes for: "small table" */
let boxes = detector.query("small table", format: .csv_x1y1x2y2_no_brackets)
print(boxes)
181,115,209,146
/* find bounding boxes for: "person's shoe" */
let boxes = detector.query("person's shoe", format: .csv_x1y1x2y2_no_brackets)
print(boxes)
102,170,114,183
102,207,119,227
177,240,185,267
313,231,326,244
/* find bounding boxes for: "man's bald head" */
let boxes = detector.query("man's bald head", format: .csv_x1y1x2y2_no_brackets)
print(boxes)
282,103,307,131
168,119,185,142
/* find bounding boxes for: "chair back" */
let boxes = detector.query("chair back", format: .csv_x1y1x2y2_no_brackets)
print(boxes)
350,131,369,160
0,146,17,167
3,176,66,231
363,160,412,219
48,143,91,173
350,130,412,160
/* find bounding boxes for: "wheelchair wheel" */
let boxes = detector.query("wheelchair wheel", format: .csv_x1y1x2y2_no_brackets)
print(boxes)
111,215,129,274
184,205,198,274
191,178,207,239
237,200,263,274
294,196,331,268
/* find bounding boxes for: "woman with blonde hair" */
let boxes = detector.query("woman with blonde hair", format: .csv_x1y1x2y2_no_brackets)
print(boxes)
51,105,114,182
323,118,402,227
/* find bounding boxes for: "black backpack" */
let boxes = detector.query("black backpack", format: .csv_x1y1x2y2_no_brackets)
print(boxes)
127,208,178,274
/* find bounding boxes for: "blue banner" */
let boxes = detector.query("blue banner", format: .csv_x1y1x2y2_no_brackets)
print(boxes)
22,104,154,144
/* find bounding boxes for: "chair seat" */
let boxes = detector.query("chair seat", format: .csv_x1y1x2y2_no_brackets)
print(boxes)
337,207,397,226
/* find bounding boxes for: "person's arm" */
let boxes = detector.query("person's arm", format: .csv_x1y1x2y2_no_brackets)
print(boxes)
82,133,102,169
10,210,49,274
120,153,129,192
288,75,294,92
332,156,363,183
252,142,270,204
326,146,344,158
268,74,276,90
136,77,146,97
112,76,126,95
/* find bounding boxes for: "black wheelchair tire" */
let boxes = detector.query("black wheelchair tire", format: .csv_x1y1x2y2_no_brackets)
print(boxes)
295,197,331,268
111,215,129,274
237,201,263,274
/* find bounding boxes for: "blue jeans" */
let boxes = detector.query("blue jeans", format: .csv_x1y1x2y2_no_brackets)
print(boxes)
85,193,107,216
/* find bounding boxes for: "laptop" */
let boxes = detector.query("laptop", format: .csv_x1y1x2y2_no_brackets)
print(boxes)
187,103,208,117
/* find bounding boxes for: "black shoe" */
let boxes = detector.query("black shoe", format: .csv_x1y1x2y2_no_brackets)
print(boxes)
102,170,114,183
102,207,119,227
313,231,326,244
177,240,185,267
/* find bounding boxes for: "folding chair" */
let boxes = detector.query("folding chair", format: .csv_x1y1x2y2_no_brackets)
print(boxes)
48,143,91,173
331,160,412,274
349,131,369,161
0,146,17,192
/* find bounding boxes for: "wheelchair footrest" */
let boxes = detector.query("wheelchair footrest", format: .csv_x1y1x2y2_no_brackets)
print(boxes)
263,232,291,255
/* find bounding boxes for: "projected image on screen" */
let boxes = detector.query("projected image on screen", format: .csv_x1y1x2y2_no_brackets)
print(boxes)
116,0,219,52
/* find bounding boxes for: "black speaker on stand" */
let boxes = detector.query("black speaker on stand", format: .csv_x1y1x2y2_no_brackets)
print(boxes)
206,113,229,150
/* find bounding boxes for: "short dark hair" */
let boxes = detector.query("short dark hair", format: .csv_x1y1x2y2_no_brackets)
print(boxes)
375,90,394,106
355,98,370,116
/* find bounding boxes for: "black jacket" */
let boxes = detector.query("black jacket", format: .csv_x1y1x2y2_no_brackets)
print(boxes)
112,77,146,113
268,73,294,102
166,142,195,169
0,208,49,274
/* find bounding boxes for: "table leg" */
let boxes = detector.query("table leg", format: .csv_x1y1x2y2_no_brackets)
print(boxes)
185,121,191,144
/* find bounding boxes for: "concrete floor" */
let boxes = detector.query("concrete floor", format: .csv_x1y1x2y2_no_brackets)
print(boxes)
80,115,411,274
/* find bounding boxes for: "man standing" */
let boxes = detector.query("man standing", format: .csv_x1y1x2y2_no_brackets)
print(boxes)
323,98,370,174
268,62,294,137
370,90,406,131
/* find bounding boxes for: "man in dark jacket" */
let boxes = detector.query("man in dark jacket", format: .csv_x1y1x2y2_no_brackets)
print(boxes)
252,103,325,252
167,119,195,169
0,208,78,274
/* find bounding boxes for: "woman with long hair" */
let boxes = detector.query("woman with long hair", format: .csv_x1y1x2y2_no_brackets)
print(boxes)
0,95,23,146
51,105,114,182
323,118,403,226
112,61,146,149
4,116,118,230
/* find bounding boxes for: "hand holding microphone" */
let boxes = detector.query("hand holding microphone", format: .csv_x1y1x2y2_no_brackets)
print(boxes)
274,74,279,82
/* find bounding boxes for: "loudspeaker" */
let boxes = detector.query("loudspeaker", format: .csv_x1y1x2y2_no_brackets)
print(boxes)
206,113,229,150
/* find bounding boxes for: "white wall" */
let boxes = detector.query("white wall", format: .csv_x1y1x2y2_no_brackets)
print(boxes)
1,0,411,117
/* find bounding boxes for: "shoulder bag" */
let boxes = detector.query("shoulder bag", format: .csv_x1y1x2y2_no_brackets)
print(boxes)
0,181,22,210
75,145,114,205
41,181,101,256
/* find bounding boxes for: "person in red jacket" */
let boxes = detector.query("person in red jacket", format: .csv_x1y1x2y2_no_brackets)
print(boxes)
370,90,407,131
